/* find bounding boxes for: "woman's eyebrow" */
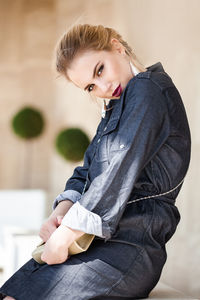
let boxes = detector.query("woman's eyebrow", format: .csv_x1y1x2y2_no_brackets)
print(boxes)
84,61,100,91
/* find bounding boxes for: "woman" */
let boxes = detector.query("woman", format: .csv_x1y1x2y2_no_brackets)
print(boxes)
0,24,191,300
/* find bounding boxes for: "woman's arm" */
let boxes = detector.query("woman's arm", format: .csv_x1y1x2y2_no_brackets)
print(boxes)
40,120,104,264
41,224,84,265
39,200,74,242
52,121,102,209
39,199,85,264
61,78,172,240
39,200,86,265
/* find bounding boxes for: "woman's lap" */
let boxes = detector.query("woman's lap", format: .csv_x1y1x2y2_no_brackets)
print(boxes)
0,238,166,300
0,200,175,299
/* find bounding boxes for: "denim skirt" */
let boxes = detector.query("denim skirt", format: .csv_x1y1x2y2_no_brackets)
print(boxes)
0,198,180,300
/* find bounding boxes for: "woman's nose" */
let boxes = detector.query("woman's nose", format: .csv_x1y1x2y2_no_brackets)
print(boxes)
98,80,112,94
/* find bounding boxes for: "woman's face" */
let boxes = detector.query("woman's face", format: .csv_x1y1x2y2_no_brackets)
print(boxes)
67,39,134,99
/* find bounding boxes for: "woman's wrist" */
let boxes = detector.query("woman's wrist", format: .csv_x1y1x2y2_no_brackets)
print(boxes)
59,224,85,245
52,199,74,217
41,224,85,264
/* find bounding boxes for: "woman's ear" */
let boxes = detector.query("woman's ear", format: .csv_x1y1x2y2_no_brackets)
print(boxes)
110,38,126,55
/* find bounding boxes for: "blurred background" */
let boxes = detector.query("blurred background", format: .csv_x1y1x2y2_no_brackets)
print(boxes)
0,0,199,298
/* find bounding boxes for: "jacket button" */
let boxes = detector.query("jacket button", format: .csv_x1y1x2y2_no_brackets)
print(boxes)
120,144,125,149
97,138,101,143
104,126,107,131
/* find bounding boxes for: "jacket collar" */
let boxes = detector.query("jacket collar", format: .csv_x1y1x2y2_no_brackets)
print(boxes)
102,62,165,135
147,61,165,72
138,61,165,79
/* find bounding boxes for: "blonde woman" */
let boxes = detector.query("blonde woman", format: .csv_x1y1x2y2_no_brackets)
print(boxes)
0,24,191,300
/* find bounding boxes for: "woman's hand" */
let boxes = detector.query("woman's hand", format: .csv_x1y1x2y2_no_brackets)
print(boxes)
39,200,74,242
41,225,85,265
39,215,63,242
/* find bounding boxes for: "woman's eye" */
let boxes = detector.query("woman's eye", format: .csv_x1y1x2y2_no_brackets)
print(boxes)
87,65,104,92
88,84,94,92
97,64,104,76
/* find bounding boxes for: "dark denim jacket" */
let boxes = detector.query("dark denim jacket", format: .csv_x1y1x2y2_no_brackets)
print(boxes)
60,62,191,240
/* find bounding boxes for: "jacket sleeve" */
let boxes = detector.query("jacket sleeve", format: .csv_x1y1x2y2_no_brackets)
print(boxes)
61,79,171,239
52,122,101,209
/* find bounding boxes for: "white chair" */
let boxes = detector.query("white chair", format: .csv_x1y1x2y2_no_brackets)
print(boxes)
0,189,46,282
1,226,41,282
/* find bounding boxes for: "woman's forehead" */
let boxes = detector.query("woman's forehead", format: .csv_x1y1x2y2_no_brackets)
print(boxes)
72,49,107,66
67,50,107,88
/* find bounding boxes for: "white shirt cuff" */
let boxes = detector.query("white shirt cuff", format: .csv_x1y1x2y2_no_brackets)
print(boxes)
52,190,81,209
61,201,104,238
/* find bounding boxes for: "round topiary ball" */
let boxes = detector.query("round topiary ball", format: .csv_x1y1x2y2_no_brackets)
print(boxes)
55,128,90,162
11,106,45,139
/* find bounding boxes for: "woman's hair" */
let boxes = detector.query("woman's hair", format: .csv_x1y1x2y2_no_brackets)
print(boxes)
55,24,146,81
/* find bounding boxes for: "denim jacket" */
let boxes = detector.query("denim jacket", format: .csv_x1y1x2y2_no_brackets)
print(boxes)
53,62,191,241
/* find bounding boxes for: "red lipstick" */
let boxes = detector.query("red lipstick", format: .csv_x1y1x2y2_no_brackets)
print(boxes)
112,84,122,97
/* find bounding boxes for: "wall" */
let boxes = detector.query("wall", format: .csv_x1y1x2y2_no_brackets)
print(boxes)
0,0,199,297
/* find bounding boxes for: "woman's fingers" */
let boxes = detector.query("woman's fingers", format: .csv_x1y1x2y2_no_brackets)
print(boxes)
39,214,65,242
39,218,58,242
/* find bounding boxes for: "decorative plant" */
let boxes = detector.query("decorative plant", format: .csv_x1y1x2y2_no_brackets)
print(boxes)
55,128,90,162
12,107,44,139
11,106,45,187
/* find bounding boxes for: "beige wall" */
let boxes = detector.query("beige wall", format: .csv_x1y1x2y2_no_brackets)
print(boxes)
0,0,199,297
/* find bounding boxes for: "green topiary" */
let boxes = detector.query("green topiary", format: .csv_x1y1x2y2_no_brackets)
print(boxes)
55,128,90,162
11,106,45,139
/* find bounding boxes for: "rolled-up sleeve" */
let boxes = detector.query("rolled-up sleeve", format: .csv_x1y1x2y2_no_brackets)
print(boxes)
62,79,171,240
53,190,82,209
52,124,101,209
61,201,104,237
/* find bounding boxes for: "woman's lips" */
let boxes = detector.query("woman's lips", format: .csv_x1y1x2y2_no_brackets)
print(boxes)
112,84,122,97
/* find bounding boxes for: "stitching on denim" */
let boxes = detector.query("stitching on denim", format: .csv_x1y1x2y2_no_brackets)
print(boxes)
105,201,155,296
142,199,156,247
151,160,157,189
57,263,86,297
155,154,172,188
105,248,145,296
127,179,184,205
75,260,123,297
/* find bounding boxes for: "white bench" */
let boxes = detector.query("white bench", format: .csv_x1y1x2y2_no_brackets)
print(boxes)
0,189,46,281
0,226,41,282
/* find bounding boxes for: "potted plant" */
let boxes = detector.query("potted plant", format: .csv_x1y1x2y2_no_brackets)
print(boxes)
11,106,45,187
0,107,46,273
55,127,90,162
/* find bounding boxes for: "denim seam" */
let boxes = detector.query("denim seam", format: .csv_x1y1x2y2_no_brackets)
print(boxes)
154,155,172,189
151,160,157,190
52,264,86,298
74,261,124,298
105,200,156,296
105,248,145,296
141,199,156,247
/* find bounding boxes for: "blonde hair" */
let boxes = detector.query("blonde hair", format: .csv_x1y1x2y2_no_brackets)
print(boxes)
55,24,146,81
